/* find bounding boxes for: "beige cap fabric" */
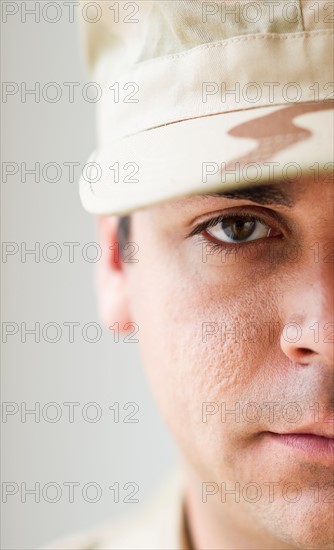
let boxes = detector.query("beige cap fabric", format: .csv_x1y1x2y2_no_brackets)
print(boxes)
79,1,334,215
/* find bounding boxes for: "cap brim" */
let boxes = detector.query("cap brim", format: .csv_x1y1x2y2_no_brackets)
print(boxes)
79,101,334,216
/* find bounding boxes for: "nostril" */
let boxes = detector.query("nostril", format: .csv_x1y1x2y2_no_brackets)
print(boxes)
300,348,314,355
289,348,315,365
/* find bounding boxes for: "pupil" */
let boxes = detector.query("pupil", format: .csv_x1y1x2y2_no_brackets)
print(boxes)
222,218,256,241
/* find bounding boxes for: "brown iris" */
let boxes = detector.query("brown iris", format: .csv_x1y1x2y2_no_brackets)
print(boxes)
221,217,257,242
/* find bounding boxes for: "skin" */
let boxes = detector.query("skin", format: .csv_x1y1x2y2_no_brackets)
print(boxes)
96,178,334,550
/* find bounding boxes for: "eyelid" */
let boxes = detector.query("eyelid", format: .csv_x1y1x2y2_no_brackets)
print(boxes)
186,206,287,239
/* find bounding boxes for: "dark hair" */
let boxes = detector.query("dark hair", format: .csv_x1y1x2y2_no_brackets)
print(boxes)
117,216,131,260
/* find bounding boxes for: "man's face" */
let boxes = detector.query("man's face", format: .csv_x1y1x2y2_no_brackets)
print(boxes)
105,178,334,549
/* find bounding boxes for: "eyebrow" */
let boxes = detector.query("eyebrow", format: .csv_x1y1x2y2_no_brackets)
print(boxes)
202,183,296,207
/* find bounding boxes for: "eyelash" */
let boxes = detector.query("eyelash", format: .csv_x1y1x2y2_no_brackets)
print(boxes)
187,212,281,254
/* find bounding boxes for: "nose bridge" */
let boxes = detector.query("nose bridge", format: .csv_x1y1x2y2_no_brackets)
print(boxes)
280,250,334,366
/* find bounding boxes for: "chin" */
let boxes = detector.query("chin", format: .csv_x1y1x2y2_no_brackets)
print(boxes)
265,500,334,550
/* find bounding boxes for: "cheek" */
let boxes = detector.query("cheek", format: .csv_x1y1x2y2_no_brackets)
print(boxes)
126,244,282,475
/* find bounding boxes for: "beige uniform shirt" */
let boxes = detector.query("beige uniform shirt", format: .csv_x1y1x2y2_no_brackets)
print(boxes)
42,474,191,550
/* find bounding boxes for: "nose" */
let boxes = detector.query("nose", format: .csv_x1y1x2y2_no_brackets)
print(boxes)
280,258,334,367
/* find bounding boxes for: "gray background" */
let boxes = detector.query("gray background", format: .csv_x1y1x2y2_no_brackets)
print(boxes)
1,2,176,548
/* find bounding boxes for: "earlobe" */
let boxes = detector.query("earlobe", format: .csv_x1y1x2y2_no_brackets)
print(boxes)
95,215,132,330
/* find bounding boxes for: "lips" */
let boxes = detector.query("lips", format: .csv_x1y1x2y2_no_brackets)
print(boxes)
275,427,334,439
264,431,334,463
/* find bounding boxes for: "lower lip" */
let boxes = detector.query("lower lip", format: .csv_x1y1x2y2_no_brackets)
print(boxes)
265,432,334,463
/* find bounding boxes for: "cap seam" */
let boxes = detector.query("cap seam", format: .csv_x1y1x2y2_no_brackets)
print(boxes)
299,0,306,31
124,29,333,72
116,100,334,141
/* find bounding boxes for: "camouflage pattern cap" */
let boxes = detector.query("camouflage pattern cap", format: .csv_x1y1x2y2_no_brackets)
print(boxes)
79,0,334,215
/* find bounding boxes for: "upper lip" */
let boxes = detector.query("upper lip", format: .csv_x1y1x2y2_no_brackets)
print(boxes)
269,426,334,439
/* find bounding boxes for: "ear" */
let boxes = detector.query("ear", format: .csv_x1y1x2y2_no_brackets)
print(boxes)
95,215,132,330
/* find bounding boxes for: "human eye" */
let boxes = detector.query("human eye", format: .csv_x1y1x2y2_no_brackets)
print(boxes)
187,210,283,250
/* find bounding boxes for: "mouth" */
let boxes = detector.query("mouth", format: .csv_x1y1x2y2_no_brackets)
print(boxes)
263,430,334,463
